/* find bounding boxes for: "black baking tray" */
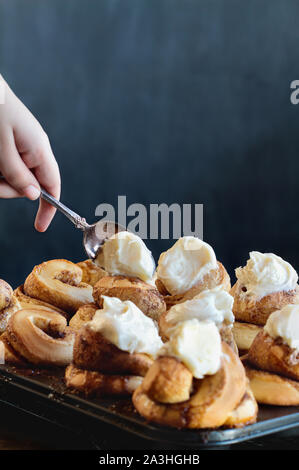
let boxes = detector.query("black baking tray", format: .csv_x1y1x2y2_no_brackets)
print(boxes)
0,364,299,448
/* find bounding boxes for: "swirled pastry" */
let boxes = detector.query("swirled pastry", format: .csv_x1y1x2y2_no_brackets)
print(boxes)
65,364,143,397
4,309,74,366
0,332,27,366
76,260,107,286
156,237,230,308
133,338,257,428
72,325,153,376
24,259,93,315
245,304,299,405
244,363,299,406
69,303,98,331
66,297,162,396
232,321,262,355
14,285,67,317
231,252,299,326
0,280,21,334
93,275,166,321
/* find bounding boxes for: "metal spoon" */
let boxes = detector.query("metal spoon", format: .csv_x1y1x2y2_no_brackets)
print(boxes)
39,188,125,259
0,175,124,260
0,176,156,274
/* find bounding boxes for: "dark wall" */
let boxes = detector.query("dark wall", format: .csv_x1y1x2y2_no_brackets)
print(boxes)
0,0,299,287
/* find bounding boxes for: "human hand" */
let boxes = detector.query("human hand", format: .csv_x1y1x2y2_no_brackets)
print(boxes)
0,75,60,232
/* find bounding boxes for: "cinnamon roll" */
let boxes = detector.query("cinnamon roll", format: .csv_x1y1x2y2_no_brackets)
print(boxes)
133,320,257,428
0,280,20,334
156,237,230,309
24,259,93,315
93,275,165,321
76,260,107,286
65,296,162,397
245,304,299,405
231,252,299,353
4,309,74,366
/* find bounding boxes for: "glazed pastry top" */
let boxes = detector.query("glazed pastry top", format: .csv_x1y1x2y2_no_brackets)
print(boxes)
158,319,222,379
156,236,218,295
235,251,298,299
95,231,155,283
88,296,163,356
165,286,234,332
264,304,299,350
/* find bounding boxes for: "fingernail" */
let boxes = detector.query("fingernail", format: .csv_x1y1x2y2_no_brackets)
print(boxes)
24,185,40,200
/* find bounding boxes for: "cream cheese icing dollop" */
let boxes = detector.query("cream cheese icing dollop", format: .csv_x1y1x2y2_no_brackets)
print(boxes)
156,236,218,295
164,287,234,334
88,296,163,356
235,251,298,299
264,304,299,350
158,319,222,379
95,231,155,283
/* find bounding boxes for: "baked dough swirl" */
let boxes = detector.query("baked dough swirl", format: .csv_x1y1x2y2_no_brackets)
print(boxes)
65,323,153,396
156,262,231,309
14,285,67,317
76,260,107,286
93,275,166,321
0,280,21,333
69,303,98,331
133,343,257,429
5,309,75,366
24,259,93,315
231,282,299,326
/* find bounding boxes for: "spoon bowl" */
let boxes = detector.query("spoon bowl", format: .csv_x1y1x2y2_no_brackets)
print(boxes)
83,220,126,259
36,187,126,260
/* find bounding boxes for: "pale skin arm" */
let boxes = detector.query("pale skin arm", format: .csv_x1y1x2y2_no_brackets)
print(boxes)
0,75,60,232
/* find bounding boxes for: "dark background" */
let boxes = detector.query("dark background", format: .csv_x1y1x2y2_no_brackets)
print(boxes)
0,0,298,287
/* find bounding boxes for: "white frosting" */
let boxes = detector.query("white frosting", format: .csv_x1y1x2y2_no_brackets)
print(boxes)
235,251,298,299
164,287,234,334
88,296,163,356
158,319,222,379
156,237,218,295
264,304,299,350
95,231,155,282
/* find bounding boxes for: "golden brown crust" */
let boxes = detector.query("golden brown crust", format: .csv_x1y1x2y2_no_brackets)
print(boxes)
232,321,262,353
133,343,247,429
93,275,166,321
76,260,107,286
247,331,299,381
73,325,153,376
157,262,231,309
0,332,27,366
69,303,98,330
224,381,258,427
0,295,21,334
141,356,193,404
219,325,238,354
14,285,67,318
244,361,299,406
65,364,143,397
231,282,299,326
24,259,93,315
6,309,75,366
0,280,13,310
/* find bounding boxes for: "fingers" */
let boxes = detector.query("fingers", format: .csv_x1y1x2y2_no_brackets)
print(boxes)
33,140,61,232
0,83,61,232
0,128,40,200
0,180,22,198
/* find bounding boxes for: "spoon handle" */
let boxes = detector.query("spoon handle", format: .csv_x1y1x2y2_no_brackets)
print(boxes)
39,187,89,230
0,175,89,230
